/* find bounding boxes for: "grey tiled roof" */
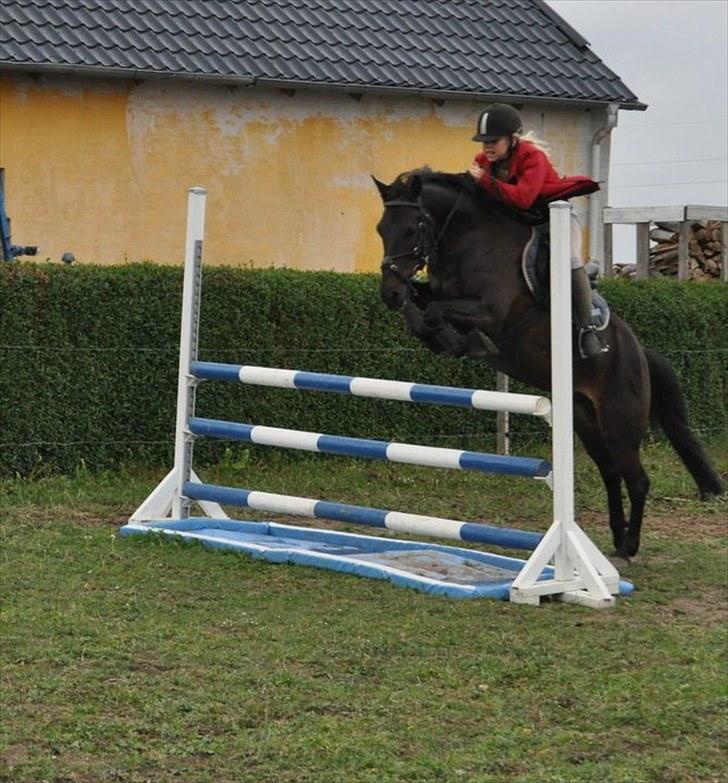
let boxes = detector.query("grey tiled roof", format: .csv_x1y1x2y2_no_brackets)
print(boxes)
0,0,644,108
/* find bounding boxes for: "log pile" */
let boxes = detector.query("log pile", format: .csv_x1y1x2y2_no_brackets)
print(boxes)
615,221,724,280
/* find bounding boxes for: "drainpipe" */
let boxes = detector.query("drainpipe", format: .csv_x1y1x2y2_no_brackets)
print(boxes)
589,103,619,268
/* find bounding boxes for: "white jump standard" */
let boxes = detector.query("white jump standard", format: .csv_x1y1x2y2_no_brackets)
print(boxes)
121,187,632,607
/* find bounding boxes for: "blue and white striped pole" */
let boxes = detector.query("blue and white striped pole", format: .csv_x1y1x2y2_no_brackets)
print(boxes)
183,481,544,551
187,417,552,479
191,362,552,419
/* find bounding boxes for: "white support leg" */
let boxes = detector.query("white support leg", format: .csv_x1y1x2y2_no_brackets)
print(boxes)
130,469,228,522
510,201,620,608
129,467,178,521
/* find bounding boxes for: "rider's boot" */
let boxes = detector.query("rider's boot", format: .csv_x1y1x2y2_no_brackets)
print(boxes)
572,266,608,359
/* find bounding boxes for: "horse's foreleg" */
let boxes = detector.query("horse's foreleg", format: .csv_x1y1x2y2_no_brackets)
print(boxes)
401,301,467,357
425,298,495,331
423,299,500,357
574,397,626,552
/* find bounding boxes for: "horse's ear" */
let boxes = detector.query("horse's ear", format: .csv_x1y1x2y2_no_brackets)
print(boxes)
410,175,422,200
372,176,390,201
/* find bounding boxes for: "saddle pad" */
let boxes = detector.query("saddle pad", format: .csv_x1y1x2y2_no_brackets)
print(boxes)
522,228,611,331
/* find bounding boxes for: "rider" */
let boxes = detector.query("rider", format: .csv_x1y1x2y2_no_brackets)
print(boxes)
468,103,607,359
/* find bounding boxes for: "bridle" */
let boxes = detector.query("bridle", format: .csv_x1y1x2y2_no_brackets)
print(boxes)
380,185,465,286
380,200,434,283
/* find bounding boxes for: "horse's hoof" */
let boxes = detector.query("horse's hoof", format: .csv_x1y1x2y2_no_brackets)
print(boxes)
609,553,630,569
615,541,639,559
699,489,725,502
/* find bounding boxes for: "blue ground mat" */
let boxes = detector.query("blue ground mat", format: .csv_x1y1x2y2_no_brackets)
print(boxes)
119,518,634,601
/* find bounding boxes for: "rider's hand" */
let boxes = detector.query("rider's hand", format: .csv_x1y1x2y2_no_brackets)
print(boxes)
468,162,485,181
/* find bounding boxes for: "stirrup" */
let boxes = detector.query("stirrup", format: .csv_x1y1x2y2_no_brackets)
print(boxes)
578,326,608,359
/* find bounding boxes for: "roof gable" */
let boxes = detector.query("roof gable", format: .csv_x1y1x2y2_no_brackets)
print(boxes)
0,0,644,108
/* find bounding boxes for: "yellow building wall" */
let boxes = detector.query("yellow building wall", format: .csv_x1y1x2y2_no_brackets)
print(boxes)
0,72,594,271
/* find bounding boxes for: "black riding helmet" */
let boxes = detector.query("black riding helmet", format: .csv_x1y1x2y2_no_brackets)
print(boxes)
472,104,523,142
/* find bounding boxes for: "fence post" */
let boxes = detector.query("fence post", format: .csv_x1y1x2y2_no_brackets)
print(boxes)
496,372,510,455
636,222,650,278
603,221,613,277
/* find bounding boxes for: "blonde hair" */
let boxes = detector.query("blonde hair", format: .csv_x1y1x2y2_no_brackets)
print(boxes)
514,130,552,161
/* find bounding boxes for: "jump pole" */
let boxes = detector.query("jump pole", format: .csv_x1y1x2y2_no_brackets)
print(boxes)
129,189,624,607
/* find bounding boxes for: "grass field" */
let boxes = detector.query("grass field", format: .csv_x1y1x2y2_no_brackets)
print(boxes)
1,441,726,783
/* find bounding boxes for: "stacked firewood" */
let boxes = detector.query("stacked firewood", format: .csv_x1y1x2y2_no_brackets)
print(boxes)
651,221,724,279
615,221,724,280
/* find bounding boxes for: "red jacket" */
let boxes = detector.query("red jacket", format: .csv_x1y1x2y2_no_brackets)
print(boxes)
474,141,599,210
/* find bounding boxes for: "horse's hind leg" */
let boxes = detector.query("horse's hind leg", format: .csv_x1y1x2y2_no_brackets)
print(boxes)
613,452,650,558
574,397,626,551
596,398,651,558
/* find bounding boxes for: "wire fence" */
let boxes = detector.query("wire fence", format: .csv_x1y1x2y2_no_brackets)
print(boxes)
2,343,726,460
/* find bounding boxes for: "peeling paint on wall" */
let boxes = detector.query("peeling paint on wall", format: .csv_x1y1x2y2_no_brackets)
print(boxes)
1,72,597,272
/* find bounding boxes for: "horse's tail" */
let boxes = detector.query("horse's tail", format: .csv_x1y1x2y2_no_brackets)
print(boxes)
645,347,725,498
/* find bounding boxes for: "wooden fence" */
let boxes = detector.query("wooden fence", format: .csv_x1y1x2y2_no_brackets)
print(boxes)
603,204,728,281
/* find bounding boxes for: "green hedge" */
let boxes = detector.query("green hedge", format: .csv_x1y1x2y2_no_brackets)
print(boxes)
1,262,726,477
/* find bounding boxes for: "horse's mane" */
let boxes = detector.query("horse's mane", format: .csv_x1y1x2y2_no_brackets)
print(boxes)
389,166,467,194
392,166,536,223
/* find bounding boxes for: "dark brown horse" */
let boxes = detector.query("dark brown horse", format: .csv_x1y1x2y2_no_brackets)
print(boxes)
374,168,724,558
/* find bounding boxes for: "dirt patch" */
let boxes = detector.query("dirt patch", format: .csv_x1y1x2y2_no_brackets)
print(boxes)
647,512,727,540
1,744,29,767
577,509,727,542
662,589,728,627
3,508,126,529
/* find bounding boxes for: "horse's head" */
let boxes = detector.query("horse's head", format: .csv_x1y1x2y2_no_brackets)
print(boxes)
373,170,437,311
373,168,524,313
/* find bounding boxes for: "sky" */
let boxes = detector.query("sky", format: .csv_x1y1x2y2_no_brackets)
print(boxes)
548,0,728,262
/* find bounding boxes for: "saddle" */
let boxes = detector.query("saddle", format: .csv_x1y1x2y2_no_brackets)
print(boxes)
521,225,610,331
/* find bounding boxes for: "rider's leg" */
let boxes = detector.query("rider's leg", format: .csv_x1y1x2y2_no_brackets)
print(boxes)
572,267,605,358
570,215,607,359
